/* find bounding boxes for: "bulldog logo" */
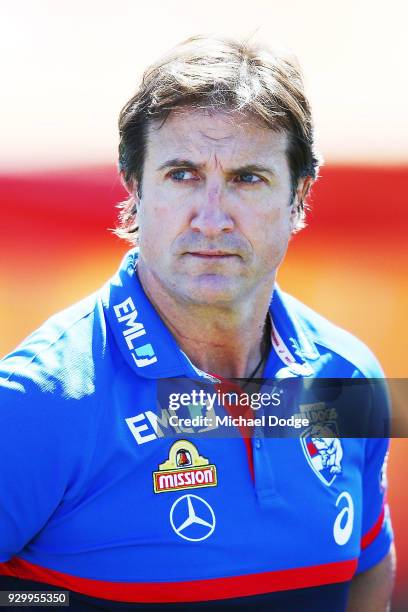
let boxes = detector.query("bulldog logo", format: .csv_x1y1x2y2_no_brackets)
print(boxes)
300,424,343,486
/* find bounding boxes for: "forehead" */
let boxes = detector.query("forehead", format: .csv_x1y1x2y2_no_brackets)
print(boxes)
146,108,288,166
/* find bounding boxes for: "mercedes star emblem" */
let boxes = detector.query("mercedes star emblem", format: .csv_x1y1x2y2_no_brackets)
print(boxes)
170,494,216,541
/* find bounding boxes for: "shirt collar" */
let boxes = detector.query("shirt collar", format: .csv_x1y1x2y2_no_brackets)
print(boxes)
265,287,320,378
102,249,200,379
103,249,320,380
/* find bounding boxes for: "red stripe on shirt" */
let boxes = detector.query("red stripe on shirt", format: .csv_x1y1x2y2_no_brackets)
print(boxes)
0,557,357,603
360,505,386,550
210,375,255,480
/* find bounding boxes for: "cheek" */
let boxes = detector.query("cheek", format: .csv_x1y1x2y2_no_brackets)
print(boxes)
250,207,292,267
137,200,162,252
252,203,291,243
138,184,165,231
137,193,183,255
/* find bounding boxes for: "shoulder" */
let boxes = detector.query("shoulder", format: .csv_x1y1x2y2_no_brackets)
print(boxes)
0,291,108,401
280,289,385,378
0,294,109,530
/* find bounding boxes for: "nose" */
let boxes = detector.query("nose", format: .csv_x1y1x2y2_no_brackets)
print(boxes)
190,183,234,237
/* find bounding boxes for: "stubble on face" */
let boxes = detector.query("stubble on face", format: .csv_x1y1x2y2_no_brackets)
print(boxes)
136,108,294,312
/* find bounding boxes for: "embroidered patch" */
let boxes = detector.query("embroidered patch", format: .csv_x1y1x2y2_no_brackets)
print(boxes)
153,440,218,493
300,423,343,486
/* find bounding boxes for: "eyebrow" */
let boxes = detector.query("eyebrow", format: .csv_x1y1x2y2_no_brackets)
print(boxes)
157,158,276,176
157,159,196,171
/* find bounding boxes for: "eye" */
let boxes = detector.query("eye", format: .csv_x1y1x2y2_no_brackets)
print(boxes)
234,173,263,184
168,169,198,181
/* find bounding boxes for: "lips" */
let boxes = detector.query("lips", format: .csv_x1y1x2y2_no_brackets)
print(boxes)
186,251,236,258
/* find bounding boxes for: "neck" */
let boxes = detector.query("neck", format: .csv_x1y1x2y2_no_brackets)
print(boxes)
137,265,275,379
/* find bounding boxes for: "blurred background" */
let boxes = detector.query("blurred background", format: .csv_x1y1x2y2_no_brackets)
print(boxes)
1,0,407,607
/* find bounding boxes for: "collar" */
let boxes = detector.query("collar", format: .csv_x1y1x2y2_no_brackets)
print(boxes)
103,249,320,380
265,287,320,378
102,249,201,379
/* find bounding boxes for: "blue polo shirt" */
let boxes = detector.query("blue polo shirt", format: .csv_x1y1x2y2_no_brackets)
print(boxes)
0,250,392,610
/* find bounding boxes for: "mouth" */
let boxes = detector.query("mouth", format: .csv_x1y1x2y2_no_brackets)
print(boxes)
185,251,237,259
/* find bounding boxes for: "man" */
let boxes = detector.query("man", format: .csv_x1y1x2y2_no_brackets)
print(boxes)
0,35,394,610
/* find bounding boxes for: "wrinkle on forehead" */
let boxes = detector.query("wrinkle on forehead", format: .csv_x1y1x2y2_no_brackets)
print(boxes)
203,153,228,172
150,108,267,139
198,130,233,142
147,108,289,170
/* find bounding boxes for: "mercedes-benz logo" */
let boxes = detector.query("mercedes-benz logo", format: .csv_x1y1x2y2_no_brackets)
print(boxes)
170,494,216,542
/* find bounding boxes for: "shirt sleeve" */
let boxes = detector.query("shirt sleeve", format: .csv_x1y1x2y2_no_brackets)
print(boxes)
356,436,393,574
0,354,95,562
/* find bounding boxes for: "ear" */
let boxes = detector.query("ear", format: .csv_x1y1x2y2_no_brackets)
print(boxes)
296,176,313,203
290,176,314,231
120,172,141,209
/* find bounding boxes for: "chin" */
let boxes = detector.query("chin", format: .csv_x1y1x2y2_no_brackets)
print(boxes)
176,277,242,306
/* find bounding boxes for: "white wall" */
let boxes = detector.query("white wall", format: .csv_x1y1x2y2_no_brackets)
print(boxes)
1,0,407,170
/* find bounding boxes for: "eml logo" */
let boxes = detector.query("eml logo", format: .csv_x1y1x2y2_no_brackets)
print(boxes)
126,411,159,445
113,297,157,368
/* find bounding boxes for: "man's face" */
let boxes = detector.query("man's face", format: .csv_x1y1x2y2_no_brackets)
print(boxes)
135,108,298,306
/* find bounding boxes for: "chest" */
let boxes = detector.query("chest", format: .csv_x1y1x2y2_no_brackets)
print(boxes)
28,381,365,582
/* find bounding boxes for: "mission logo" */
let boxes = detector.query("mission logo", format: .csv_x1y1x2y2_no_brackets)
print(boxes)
153,440,217,493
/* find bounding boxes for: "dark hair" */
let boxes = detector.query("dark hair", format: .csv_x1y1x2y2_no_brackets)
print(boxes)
116,34,321,242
